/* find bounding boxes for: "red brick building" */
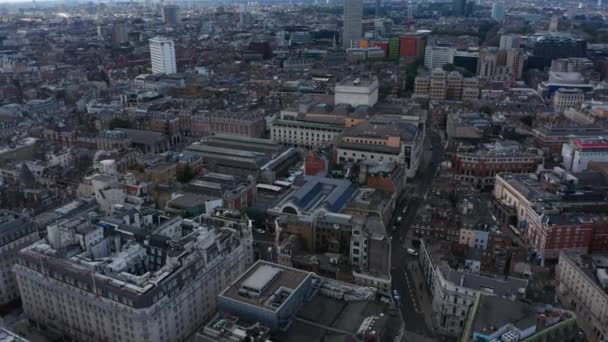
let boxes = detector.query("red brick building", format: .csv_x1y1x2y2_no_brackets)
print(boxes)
399,33,425,60
304,152,327,176
453,144,543,189
590,221,608,253
527,208,595,261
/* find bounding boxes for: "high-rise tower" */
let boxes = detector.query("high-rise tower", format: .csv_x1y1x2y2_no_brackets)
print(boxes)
149,37,177,74
343,0,363,48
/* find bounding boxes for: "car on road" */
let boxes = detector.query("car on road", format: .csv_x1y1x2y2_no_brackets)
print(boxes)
407,248,419,256
393,290,401,302
397,216,402,223
256,229,266,234
392,225,397,232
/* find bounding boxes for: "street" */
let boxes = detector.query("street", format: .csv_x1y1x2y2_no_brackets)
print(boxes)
389,129,444,338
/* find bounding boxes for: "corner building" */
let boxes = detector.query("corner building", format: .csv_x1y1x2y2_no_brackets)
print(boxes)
14,208,253,342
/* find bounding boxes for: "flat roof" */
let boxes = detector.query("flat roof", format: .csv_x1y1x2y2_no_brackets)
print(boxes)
242,264,282,291
257,184,282,192
336,76,378,87
220,261,310,311
114,128,165,145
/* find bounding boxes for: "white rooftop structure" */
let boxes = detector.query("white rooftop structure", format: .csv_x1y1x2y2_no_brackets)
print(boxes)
241,265,282,293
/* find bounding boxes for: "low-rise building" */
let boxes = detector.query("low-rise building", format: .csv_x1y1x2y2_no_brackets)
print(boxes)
215,260,404,340
180,110,266,138
527,206,595,261
459,224,491,250
270,114,344,149
419,240,528,337
553,88,584,112
453,141,544,189
556,252,608,342
493,168,608,228
350,216,391,295
562,137,608,172
336,117,424,178
335,75,379,107
532,126,608,156
461,295,579,342
0,211,38,305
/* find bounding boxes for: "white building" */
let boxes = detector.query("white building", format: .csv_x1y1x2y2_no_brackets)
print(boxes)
336,117,424,178
424,46,455,71
419,240,528,337
562,137,608,172
343,0,363,48
15,208,253,342
499,34,521,49
556,252,608,342
0,212,38,305
269,114,344,149
335,76,379,107
553,88,584,112
458,226,490,250
149,37,177,74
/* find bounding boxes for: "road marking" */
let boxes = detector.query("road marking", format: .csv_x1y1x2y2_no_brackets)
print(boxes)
403,270,422,313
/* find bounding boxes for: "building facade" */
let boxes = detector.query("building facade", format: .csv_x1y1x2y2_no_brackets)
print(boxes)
14,209,253,342
424,46,455,71
419,240,528,337
562,138,608,172
553,88,584,112
149,37,177,75
527,208,594,261
556,252,608,342
0,211,38,305
454,145,543,188
343,0,363,48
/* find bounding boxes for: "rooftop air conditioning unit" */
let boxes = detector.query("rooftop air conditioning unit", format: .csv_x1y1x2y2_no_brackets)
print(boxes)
501,331,520,342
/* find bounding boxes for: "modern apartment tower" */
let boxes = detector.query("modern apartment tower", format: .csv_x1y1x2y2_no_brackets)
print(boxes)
149,37,177,74
162,5,180,26
343,0,363,48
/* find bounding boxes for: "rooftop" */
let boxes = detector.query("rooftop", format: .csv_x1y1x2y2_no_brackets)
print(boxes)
113,128,166,146
439,265,528,297
272,176,357,215
473,296,537,335
0,211,37,246
220,261,311,312
336,75,378,88
562,252,608,295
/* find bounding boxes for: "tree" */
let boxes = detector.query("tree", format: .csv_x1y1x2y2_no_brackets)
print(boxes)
480,105,494,115
244,207,267,228
176,164,194,183
109,118,133,130
442,64,456,72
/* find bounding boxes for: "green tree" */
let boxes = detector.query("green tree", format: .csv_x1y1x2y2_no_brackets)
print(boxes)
480,105,494,115
109,118,133,130
443,64,456,72
244,207,267,228
404,61,420,93
176,164,194,183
